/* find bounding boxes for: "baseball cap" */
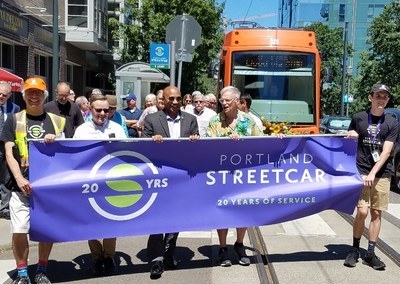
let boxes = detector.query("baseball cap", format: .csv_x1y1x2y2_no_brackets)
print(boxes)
371,84,391,95
123,92,137,100
106,94,119,108
24,77,47,92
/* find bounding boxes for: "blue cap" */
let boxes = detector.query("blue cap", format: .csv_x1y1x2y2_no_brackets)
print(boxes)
123,92,137,100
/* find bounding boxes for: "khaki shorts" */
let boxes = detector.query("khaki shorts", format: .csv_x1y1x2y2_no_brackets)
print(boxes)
358,177,390,211
10,191,30,233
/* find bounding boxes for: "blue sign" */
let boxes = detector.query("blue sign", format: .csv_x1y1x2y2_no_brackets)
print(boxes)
150,43,170,69
29,137,362,242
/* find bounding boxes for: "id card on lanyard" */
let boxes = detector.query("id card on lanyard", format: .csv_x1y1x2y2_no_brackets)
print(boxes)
369,112,383,163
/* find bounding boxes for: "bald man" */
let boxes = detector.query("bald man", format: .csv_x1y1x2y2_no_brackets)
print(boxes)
142,86,199,279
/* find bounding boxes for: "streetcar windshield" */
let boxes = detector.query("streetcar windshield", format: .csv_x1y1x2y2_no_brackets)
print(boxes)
232,51,316,124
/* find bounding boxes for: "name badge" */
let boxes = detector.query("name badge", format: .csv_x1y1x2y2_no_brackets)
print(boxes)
372,150,380,163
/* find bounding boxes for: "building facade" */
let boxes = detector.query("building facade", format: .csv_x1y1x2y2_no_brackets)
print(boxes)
278,0,391,75
0,0,125,103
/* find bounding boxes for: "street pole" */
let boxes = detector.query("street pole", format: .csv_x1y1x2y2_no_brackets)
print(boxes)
340,22,348,117
52,0,59,100
177,14,187,90
170,41,176,86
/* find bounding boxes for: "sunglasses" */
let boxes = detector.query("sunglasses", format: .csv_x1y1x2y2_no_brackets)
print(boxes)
93,108,110,113
168,96,182,102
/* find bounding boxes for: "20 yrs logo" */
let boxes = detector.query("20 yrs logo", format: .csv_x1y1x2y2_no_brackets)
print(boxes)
81,151,163,221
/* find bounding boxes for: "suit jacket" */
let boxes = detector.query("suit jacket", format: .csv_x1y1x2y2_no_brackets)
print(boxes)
0,100,20,184
142,110,199,138
3,100,20,115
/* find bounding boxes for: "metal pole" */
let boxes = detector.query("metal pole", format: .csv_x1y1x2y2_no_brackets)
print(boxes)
170,41,176,86
346,76,350,117
340,22,348,117
177,61,183,89
52,0,59,100
177,14,187,90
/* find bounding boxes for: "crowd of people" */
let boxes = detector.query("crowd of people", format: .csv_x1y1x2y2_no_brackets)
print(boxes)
0,78,395,283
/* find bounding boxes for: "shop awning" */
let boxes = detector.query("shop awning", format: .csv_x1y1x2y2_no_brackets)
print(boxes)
0,68,23,92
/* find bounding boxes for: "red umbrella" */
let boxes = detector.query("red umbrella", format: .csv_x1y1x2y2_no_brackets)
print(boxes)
0,68,23,92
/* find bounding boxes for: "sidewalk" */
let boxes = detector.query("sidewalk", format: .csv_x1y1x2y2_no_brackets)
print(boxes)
0,218,11,251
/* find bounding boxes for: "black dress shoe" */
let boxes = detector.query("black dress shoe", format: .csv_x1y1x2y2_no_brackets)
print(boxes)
150,260,164,279
164,254,178,269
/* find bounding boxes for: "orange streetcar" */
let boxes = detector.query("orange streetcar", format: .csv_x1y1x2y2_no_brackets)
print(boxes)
218,28,321,134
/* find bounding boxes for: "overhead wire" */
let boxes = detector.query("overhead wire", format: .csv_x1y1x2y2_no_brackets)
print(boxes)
243,0,254,22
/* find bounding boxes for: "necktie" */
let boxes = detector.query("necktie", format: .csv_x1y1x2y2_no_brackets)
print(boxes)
0,105,4,136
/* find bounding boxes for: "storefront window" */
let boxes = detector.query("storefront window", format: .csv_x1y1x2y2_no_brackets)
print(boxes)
1,42,14,69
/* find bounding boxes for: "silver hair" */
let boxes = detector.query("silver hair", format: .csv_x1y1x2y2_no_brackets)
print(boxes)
91,88,103,96
75,96,88,107
220,86,240,99
192,93,205,101
22,90,49,99
205,93,217,100
145,93,156,101
192,90,202,96
0,81,12,94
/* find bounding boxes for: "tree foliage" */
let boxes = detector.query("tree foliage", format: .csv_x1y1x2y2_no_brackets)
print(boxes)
109,0,225,94
354,1,400,110
305,22,348,116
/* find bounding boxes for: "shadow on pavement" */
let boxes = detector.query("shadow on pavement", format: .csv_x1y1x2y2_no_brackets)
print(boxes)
267,244,365,263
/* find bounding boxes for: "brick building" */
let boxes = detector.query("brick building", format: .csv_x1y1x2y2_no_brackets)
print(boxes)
0,0,120,103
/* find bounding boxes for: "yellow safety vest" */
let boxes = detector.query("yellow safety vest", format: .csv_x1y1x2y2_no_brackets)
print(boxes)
14,110,66,167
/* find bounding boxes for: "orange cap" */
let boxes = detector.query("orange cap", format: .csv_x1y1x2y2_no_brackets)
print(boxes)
24,77,47,92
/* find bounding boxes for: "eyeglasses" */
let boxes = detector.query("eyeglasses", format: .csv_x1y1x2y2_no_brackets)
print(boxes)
194,100,205,104
168,96,182,102
93,108,110,113
219,98,235,104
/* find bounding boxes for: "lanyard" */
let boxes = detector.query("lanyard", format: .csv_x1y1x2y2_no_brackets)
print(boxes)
368,112,383,142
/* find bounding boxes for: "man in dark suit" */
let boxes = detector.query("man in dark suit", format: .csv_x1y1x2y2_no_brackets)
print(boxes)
142,86,199,279
0,81,20,219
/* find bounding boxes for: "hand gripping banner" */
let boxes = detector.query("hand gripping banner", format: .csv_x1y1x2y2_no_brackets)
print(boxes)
29,137,363,242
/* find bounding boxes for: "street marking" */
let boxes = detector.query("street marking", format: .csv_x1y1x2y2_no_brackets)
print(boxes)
281,214,336,236
388,203,400,219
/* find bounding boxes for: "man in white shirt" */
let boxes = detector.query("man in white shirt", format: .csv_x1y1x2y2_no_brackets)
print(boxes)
74,94,126,139
236,93,263,132
73,94,127,276
187,93,216,137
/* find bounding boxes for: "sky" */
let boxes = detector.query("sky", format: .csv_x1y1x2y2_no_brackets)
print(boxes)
220,0,279,29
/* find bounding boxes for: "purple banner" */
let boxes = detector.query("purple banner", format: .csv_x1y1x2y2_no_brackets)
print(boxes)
29,137,363,242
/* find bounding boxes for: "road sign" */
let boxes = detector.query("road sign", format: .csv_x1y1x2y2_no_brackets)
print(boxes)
175,53,193,63
149,43,170,69
166,14,202,54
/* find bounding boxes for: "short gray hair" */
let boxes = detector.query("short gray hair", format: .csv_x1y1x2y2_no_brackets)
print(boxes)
75,96,88,107
192,93,205,101
0,81,12,94
145,93,156,101
220,86,240,99
91,88,103,96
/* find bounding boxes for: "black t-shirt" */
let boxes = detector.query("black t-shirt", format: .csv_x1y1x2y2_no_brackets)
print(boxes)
44,100,84,138
348,109,398,177
0,113,56,190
